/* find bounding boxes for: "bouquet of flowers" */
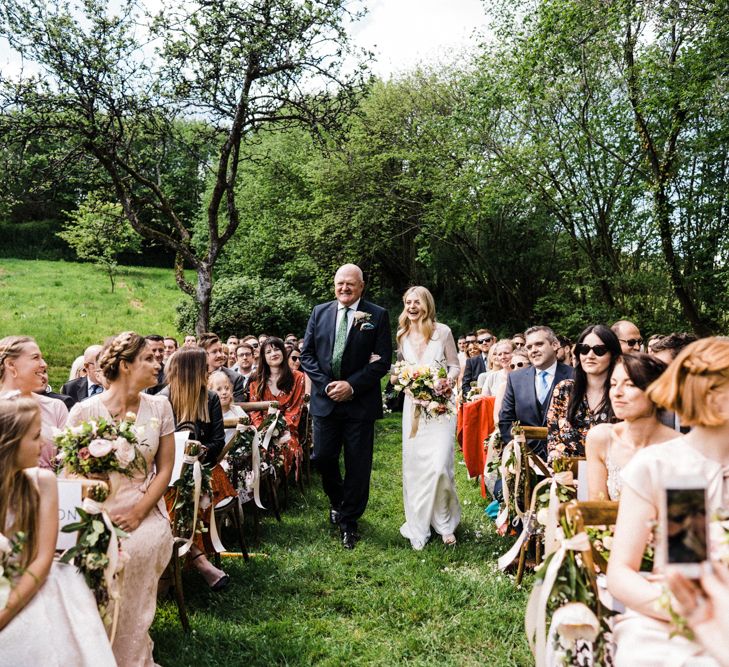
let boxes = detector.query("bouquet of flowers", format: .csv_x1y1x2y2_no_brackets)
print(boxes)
0,531,27,610
54,412,147,478
60,484,128,628
258,409,290,472
170,439,212,539
391,361,454,437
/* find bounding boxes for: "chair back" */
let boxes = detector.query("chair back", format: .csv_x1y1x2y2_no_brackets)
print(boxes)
56,478,109,550
558,500,619,574
521,425,548,440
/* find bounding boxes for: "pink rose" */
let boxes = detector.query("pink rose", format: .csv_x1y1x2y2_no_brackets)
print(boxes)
78,447,91,460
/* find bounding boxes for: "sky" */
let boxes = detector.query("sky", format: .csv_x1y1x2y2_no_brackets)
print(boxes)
350,0,491,78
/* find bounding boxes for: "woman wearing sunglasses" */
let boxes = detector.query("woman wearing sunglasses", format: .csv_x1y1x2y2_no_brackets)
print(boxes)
491,350,531,423
546,324,621,463
288,348,311,396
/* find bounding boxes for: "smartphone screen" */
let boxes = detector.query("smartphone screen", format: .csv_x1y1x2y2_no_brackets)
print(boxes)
666,487,707,564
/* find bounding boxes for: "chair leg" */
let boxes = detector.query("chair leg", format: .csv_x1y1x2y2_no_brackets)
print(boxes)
232,500,250,561
267,473,282,522
515,537,529,586
170,547,190,633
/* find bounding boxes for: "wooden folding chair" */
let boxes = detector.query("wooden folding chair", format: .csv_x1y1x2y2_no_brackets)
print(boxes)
559,500,619,575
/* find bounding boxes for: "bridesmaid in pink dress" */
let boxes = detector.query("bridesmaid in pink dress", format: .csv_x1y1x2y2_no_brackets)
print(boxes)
0,336,68,469
67,332,174,667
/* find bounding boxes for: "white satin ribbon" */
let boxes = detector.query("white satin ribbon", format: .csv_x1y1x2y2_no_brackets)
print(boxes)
544,471,574,556
525,529,592,667
81,496,123,642
175,453,202,557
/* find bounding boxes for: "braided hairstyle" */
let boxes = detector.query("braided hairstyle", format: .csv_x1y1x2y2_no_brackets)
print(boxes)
0,336,36,386
98,332,147,382
647,336,729,427
0,397,41,568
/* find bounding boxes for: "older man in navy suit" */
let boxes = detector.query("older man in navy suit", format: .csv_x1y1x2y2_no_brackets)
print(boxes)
301,264,392,549
499,325,574,460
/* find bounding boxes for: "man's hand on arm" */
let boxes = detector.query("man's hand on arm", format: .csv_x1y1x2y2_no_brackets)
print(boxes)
326,381,353,402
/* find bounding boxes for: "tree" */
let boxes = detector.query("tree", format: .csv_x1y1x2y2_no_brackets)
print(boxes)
57,193,141,292
0,0,369,332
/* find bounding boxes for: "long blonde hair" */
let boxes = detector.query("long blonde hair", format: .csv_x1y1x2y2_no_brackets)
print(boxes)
396,286,437,346
165,348,210,424
0,398,41,568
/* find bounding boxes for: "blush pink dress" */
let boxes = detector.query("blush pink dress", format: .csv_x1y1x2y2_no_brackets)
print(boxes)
67,393,175,667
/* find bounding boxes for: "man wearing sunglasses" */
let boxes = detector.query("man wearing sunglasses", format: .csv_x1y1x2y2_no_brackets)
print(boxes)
462,329,497,393
611,319,643,354
498,325,574,460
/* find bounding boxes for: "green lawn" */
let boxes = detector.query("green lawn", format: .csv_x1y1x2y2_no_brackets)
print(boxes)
152,415,532,666
0,258,184,389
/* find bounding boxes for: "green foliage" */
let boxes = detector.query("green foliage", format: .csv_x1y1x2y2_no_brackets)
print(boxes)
177,276,312,338
57,194,141,292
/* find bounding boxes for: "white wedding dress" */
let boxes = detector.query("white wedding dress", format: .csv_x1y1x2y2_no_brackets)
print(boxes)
399,322,462,550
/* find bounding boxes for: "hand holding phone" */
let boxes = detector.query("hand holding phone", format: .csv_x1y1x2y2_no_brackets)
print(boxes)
663,476,709,579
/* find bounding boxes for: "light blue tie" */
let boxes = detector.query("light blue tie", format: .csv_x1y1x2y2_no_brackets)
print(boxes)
537,370,550,404
331,306,349,379
89,384,103,397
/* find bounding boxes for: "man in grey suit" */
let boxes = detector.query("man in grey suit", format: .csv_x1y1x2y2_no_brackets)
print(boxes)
498,325,574,460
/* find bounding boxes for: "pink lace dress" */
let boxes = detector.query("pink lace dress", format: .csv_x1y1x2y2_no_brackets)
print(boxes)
67,393,175,667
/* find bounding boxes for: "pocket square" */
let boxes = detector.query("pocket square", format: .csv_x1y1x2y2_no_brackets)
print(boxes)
360,322,375,331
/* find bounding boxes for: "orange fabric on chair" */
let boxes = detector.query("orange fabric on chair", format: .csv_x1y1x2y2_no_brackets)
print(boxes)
458,397,495,497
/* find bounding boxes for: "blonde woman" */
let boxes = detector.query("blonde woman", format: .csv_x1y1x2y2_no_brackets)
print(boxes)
0,397,115,664
393,286,461,549
67,332,174,667
0,336,68,469
607,337,729,667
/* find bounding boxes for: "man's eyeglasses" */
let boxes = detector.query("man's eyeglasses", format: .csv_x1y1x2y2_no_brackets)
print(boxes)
619,338,643,348
510,361,527,369
576,344,610,357
249,342,259,348
478,336,493,344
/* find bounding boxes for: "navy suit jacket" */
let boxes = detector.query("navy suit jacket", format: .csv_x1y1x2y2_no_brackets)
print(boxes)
300,299,392,421
462,354,487,391
498,362,574,445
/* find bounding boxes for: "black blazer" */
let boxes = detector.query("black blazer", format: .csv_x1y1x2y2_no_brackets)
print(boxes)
37,389,75,410
300,299,392,421
498,362,574,453
60,376,92,406
462,354,487,391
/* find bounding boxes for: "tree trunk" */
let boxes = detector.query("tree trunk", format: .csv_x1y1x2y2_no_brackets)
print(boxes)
194,266,213,334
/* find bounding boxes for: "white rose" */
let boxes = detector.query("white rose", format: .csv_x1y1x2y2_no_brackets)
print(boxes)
0,577,10,610
602,535,613,550
114,439,136,467
88,438,113,458
0,532,11,554
113,436,130,451
125,412,137,422
71,424,85,436
536,508,549,525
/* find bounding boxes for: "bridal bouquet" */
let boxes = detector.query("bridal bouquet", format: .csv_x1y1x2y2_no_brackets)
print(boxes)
54,413,146,477
0,531,27,610
392,361,454,438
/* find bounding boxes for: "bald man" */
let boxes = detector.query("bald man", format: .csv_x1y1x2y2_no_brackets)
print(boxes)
61,344,105,406
611,320,643,354
301,264,392,549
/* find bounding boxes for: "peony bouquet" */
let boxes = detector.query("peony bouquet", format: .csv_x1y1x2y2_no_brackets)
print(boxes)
0,531,26,610
54,412,146,477
391,361,455,420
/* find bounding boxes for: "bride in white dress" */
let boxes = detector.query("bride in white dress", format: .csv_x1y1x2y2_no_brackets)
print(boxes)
394,286,461,550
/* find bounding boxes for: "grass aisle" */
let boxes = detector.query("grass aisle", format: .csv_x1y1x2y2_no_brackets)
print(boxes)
152,415,532,666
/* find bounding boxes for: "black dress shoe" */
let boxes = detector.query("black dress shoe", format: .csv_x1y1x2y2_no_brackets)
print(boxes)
341,531,359,550
329,508,342,525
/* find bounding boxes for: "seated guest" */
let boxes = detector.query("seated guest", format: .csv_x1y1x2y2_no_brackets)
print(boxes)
61,344,104,406
144,334,166,394
67,332,174,666
284,333,299,348
586,353,675,500
288,346,312,396
34,370,74,410
68,355,86,380
462,329,496,392
611,319,643,354
183,334,197,348
221,343,231,368
208,369,247,443
198,333,246,402
499,326,574,459
163,336,178,361
650,332,698,365
248,337,305,478
556,335,573,366
511,333,526,351
607,337,729,666
226,335,239,350
0,336,68,469
162,348,233,591
479,340,514,395
546,324,621,462
231,343,255,399
0,398,115,664
646,334,665,356
241,335,260,366
493,350,530,422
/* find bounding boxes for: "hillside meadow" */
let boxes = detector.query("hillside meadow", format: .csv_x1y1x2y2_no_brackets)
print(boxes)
0,258,184,388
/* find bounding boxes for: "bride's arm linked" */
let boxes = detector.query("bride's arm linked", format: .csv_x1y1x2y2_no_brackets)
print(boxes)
0,470,57,631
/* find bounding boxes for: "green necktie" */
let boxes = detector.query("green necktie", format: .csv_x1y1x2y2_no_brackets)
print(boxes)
331,306,349,379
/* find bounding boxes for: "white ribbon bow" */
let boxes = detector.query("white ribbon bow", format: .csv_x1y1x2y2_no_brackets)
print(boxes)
175,453,202,557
